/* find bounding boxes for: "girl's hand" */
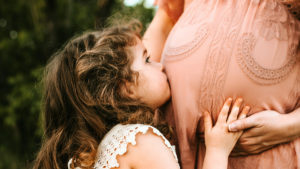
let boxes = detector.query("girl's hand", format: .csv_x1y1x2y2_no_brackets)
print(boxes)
204,98,250,156
228,109,300,156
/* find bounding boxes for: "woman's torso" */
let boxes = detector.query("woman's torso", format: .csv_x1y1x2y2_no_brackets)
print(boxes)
162,0,300,169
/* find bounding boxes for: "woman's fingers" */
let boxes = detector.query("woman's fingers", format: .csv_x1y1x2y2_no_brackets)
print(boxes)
204,111,212,133
228,114,256,132
216,98,232,125
227,98,243,123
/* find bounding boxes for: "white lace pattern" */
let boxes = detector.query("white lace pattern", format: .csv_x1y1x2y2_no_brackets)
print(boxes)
68,124,178,169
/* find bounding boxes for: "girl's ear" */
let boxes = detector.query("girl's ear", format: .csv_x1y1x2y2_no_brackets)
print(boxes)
122,81,138,99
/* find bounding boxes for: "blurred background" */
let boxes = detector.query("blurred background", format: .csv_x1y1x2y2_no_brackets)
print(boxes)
0,0,155,168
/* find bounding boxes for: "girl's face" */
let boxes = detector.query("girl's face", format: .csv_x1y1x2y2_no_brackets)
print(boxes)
129,38,171,108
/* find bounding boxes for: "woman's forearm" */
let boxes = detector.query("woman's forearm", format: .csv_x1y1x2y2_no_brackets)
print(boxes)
143,8,174,62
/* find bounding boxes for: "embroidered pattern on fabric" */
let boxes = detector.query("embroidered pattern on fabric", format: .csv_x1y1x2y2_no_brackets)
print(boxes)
164,24,209,61
93,124,178,169
163,0,210,62
196,0,247,115
236,33,297,85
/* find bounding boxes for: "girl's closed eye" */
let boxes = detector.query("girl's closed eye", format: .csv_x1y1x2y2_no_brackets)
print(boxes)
146,56,151,63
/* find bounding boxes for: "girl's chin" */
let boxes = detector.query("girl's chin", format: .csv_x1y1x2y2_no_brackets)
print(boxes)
162,92,171,106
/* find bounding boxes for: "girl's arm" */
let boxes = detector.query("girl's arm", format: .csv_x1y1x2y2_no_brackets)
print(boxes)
203,98,249,169
228,107,300,156
143,8,174,62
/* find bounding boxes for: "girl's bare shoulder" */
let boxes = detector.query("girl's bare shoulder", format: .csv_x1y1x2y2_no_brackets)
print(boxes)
94,124,178,169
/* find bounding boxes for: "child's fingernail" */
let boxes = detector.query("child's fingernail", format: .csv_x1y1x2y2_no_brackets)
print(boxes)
229,123,237,132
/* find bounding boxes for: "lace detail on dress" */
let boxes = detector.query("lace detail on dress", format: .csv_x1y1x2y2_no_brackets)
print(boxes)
196,1,245,115
163,0,210,62
93,124,178,169
236,33,297,85
164,23,209,61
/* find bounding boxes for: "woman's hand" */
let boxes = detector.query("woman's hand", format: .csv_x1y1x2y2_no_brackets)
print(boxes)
204,98,250,156
228,109,300,156
154,0,184,23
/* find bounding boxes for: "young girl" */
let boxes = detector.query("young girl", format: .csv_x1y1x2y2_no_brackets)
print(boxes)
33,21,249,169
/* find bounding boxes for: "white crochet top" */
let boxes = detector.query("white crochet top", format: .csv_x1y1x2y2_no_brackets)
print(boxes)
68,124,178,169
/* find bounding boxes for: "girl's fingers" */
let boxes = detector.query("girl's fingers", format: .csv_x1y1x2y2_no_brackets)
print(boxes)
238,106,250,120
204,111,212,133
227,98,243,123
228,106,251,132
216,98,232,125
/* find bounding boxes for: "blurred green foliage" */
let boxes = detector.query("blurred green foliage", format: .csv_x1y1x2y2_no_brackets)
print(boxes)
0,0,154,168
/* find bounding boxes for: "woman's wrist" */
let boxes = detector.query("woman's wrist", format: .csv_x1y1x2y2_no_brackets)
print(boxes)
284,108,300,139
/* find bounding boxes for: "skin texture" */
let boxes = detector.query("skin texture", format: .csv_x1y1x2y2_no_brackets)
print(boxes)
116,129,180,169
129,38,171,108
229,108,300,155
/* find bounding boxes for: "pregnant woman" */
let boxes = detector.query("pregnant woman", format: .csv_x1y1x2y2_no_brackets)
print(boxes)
143,0,300,169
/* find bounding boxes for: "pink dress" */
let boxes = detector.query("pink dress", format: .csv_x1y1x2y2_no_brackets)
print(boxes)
158,0,300,169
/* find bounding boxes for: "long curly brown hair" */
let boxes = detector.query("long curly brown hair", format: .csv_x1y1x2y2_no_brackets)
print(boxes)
33,21,172,169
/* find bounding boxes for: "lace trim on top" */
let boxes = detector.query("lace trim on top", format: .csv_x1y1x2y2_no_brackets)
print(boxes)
93,124,178,169
67,124,177,169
